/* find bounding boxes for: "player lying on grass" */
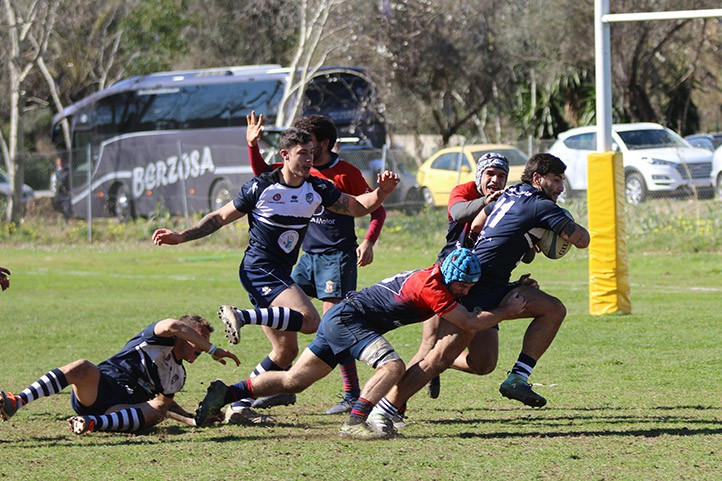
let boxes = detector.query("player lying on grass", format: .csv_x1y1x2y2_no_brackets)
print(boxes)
195,248,527,439
0,315,239,434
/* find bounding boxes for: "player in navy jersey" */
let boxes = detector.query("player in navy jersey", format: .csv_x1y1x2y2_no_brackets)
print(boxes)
0,315,239,434
193,248,527,439
152,128,399,423
235,113,387,418
370,153,590,429
424,152,511,398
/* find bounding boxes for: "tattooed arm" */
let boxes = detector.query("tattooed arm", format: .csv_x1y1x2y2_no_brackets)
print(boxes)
152,202,245,245
326,170,400,217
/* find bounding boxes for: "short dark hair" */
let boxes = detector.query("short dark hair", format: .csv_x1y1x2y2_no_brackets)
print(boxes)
293,115,338,151
179,314,213,333
521,153,567,184
279,128,313,151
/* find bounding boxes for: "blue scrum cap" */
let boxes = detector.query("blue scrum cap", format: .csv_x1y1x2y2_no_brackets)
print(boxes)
475,152,509,192
440,248,482,285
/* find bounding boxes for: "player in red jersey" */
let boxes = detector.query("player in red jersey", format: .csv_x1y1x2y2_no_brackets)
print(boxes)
194,248,527,439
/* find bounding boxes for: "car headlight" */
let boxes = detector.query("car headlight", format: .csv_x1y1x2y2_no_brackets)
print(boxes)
642,157,676,166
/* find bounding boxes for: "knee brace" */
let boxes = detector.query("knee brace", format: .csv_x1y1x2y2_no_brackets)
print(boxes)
359,336,401,369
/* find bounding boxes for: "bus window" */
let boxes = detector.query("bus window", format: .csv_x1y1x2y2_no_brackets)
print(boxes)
136,88,181,131
225,79,284,125
181,84,229,129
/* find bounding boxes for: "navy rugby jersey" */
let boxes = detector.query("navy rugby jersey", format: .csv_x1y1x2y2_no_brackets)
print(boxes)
345,265,459,333
233,168,343,271
97,322,185,398
473,183,573,289
303,154,372,254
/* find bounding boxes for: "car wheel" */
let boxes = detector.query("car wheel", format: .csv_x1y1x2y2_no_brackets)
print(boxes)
210,179,234,212
625,172,647,204
403,189,424,215
420,187,435,207
110,183,134,222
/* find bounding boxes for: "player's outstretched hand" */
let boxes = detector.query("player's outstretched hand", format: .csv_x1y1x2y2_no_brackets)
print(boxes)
211,347,240,367
0,266,10,291
152,228,183,246
377,170,400,194
246,111,263,147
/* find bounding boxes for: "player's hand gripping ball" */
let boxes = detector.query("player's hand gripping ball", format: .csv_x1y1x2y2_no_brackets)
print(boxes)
538,209,574,259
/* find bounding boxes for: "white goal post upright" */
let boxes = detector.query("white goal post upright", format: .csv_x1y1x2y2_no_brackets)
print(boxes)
589,2,722,315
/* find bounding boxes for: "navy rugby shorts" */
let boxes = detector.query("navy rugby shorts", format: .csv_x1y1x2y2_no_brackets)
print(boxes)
460,283,518,330
308,301,381,368
70,368,151,415
239,259,294,308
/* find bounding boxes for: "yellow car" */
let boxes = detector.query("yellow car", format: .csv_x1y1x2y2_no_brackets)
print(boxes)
416,144,527,207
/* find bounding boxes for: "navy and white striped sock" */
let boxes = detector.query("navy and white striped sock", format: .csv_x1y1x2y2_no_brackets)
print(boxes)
374,397,399,418
511,353,537,380
18,368,69,407
85,407,146,432
234,307,303,331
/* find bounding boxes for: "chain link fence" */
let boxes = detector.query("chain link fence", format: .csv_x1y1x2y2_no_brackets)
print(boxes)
6,136,720,250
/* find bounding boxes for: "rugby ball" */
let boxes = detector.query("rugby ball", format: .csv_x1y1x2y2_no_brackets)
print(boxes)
538,209,574,259
538,230,572,259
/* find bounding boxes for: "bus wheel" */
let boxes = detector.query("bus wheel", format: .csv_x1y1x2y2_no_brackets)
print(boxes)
210,179,233,211
110,183,134,222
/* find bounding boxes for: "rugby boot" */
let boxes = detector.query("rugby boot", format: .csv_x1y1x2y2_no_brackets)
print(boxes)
499,372,547,408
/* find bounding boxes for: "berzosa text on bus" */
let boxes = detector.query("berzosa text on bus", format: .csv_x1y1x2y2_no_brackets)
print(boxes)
132,146,215,198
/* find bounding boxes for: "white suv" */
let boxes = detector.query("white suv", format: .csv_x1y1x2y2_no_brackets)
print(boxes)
712,146,722,199
548,122,714,204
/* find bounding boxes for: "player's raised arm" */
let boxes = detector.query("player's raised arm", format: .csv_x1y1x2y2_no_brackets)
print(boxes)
327,170,399,217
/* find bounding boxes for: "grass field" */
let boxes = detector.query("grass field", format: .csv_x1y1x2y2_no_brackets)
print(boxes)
1,230,721,480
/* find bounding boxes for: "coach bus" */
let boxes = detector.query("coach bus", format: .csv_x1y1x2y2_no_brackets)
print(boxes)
50,65,386,220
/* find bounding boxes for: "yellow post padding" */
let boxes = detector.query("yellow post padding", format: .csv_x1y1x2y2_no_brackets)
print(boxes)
586,152,632,315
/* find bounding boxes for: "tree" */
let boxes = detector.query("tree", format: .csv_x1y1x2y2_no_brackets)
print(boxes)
274,0,354,128
0,0,58,223
341,0,509,146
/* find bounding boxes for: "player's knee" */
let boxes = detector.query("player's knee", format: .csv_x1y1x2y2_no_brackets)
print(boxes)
299,312,321,334
65,359,95,378
547,296,567,323
467,355,497,376
359,336,402,371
